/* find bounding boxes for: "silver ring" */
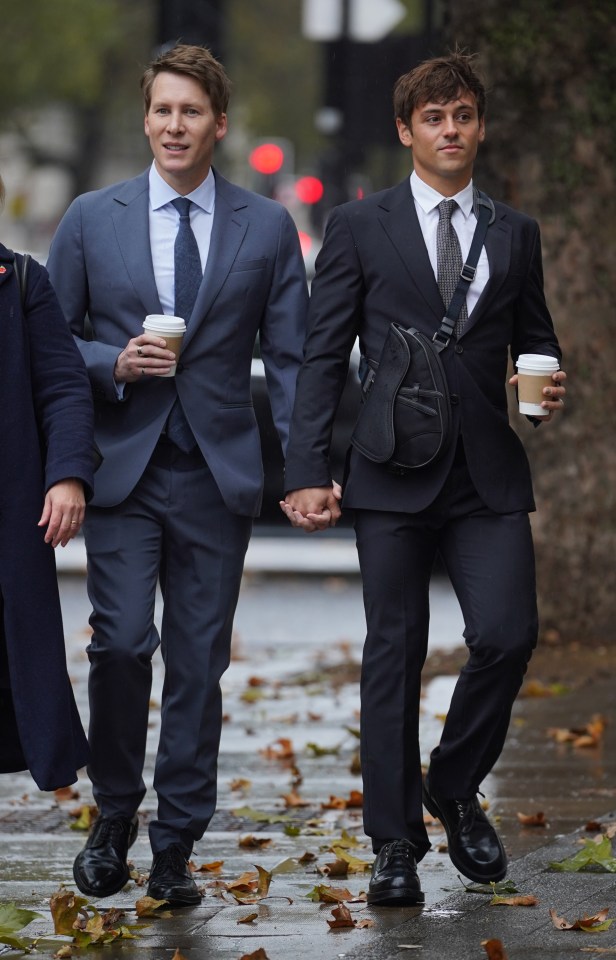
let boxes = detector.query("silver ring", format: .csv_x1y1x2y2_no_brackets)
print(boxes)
70,521,77,525
137,346,143,356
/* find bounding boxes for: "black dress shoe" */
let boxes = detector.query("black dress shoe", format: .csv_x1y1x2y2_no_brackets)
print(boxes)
367,839,424,907
422,776,507,883
73,814,138,898
147,843,201,907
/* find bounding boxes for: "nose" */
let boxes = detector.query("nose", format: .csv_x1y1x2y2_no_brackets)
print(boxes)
443,117,458,137
166,111,184,133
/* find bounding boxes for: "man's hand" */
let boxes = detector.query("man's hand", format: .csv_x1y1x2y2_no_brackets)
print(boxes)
38,479,86,548
114,334,177,383
279,483,342,533
509,369,567,422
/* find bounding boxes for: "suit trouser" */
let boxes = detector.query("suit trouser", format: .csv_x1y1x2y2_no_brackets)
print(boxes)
354,452,537,859
83,439,252,856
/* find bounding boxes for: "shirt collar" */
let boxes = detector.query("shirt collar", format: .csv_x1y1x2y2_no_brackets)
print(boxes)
410,170,474,219
149,162,216,213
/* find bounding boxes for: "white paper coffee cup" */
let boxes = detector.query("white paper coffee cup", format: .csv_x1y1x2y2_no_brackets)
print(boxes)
143,315,187,377
516,354,560,416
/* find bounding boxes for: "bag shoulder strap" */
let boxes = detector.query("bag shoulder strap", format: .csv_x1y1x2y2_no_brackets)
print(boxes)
431,188,495,352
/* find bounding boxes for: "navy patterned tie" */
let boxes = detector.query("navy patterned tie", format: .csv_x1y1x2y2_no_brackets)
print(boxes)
165,197,203,452
437,199,467,338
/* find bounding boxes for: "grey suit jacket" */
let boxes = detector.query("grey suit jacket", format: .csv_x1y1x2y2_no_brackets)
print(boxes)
47,169,308,516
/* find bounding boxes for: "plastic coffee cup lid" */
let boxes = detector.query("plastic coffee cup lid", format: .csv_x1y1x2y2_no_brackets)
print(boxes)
516,354,559,372
143,314,186,334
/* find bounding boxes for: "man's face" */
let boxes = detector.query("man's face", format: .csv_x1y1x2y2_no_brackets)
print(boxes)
396,92,485,195
144,71,227,194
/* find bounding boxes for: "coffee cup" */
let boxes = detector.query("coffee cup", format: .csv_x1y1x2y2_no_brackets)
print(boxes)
516,353,560,416
143,315,187,377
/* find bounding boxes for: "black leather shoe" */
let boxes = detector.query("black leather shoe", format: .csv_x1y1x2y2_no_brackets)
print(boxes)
147,843,201,907
73,814,138,898
367,839,424,907
422,776,507,883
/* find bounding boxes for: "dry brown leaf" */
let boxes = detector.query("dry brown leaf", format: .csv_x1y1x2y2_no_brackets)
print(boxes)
237,912,259,924
313,884,354,903
298,851,317,864
356,918,375,928
239,835,272,850
247,676,268,687
54,786,80,802
327,903,356,929
481,938,509,959
516,811,547,827
491,895,539,907
171,950,189,960
321,795,348,810
281,790,310,808
239,949,270,960
347,790,364,808
549,907,612,931
189,859,224,873
230,778,252,793
318,859,348,878
135,895,173,918
260,738,295,762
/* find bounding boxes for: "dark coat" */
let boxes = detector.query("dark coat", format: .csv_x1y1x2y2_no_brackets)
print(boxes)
0,243,94,790
284,180,561,513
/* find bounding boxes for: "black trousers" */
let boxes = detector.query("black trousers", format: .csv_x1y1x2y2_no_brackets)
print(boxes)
354,452,537,859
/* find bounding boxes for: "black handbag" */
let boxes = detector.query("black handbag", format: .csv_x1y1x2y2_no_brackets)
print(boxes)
351,189,494,470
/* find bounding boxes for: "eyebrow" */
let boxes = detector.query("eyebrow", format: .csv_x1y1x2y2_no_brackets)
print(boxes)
419,101,476,114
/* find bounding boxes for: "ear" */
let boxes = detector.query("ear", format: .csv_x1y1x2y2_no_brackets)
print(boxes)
478,116,486,143
396,117,413,148
144,113,150,137
215,113,228,143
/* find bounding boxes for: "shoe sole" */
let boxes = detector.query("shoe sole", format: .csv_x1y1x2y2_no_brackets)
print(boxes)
367,889,425,907
146,889,202,908
422,788,507,884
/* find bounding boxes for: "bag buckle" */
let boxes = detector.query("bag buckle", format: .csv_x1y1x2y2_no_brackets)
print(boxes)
460,263,476,282
432,329,450,348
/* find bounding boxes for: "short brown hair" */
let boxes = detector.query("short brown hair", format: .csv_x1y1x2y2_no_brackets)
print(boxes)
141,44,231,116
393,52,486,126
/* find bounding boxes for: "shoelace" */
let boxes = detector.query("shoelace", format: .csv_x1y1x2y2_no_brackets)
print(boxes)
151,844,188,877
93,817,132,848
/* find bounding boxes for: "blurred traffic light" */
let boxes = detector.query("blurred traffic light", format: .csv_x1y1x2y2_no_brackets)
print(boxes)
294,176,324,205
249,142,285,176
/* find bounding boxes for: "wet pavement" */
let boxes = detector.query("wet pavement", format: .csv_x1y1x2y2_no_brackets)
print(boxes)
1,569,615,959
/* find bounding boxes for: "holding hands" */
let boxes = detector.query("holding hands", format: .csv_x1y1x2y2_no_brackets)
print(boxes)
280,482,342,532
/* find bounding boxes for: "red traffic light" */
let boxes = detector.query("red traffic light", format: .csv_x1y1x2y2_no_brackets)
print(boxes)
249,143,285,175
294,175,324,205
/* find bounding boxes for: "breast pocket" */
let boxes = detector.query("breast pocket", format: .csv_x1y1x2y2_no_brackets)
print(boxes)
229,258,268,273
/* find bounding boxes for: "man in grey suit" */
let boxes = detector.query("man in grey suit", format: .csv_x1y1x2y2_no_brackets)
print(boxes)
47,44,307,907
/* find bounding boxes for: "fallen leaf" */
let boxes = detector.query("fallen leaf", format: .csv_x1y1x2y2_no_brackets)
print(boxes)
481,939,509,959
239,949,270,960
549,907,614,931
239,835,273,849
260,738,295,762
54,786,80,802
355,917,375,928
329,845,372,873
232,806,293,825
491,894,539,907
327,903,356,929
237,913,259,924
522,679,569,697
190,860,224,873
306,742,341,757
0,903,42,952
281,790,310,808
230,778,252,793
306,884,354,903
69,804,98,831
298,851,317,864
516,811,547,827
50,890,88,936
550,837,616,873
171,950,189,960
319,859,349,878
135,896,172,918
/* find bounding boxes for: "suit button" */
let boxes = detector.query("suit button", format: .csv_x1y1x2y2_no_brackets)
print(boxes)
450,394,459,405
455,345,464,354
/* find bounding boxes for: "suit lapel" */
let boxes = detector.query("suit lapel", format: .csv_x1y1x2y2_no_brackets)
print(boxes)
377,180,445,323
463,210,512,334
182,171,248,350
111,171,163,319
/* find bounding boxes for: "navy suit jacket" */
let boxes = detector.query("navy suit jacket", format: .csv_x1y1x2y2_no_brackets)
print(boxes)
284,179,561,514
47,168,308,515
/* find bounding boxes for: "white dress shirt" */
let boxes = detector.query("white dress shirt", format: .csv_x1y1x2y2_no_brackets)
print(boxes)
148,162,216,316
410,170,489,317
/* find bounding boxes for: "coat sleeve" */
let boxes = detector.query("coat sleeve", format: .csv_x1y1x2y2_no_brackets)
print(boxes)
283,206,362,491
22,257,96,499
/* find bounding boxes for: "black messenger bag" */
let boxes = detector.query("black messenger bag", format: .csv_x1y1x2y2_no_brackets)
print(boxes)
350,189,495,471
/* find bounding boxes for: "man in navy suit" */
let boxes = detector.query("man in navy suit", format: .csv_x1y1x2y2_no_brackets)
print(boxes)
47,44,307,906
281,53,566,905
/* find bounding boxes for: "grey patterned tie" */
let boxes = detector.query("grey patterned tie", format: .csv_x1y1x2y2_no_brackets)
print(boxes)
165,197,202,453
437,199,467,337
